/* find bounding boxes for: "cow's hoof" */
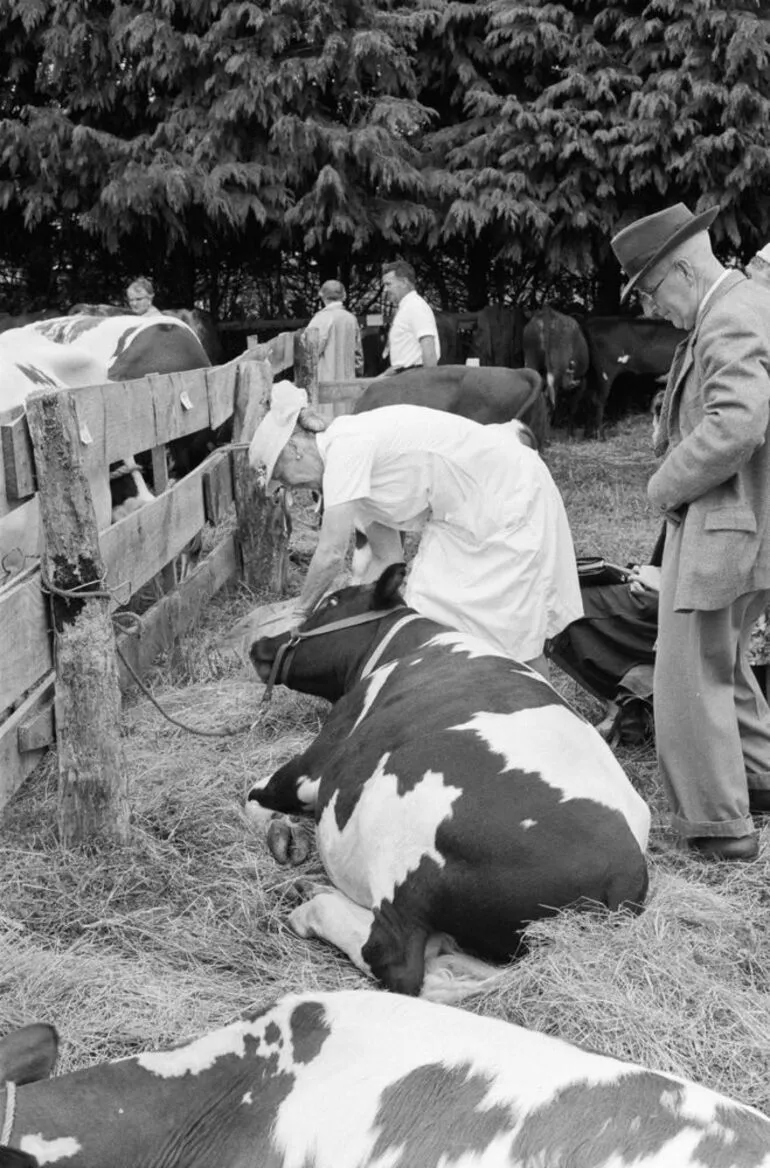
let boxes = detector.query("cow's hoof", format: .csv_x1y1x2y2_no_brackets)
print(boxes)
267,817,313,866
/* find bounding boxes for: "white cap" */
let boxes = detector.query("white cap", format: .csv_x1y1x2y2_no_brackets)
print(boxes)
756,243,770,262
248,380,309,483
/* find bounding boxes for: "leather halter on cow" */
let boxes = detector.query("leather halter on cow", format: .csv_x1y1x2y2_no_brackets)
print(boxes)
261,604,422,702
247,564,650,1000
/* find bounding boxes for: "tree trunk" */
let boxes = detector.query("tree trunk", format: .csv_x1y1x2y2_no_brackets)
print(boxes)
24,389,130,847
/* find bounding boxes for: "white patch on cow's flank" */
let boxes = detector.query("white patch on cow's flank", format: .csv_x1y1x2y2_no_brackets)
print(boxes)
269,991,751,1168
617,353,630,364
520,819,536,830
19,1136,81,1164
451,707,650,850
316,755,461,907
351,662,398,734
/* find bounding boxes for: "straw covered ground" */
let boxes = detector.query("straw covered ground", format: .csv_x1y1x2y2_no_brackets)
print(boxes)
1,412,769,1111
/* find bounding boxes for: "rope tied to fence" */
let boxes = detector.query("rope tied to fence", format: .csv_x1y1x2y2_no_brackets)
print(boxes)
39,566,257,740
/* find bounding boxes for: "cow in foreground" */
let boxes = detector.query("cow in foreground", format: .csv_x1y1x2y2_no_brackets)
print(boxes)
353,364,548,449
2,991,769,1168
247,565,650,1000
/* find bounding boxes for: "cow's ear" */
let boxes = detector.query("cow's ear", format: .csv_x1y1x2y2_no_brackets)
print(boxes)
373,563,407,608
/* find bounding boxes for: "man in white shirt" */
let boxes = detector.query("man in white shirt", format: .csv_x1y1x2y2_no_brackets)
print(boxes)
305,280,363,382
381,261,440,374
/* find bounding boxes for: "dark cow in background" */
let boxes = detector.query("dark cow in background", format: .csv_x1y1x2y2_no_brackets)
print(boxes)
577,316,687,437
248,565,650,1000
435,311,468,365
523,305,590,431
470,303,525,368
3,994,769,1168
353,364,548,449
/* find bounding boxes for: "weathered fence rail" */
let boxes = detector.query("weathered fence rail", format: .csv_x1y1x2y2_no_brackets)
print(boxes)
0,358,279,815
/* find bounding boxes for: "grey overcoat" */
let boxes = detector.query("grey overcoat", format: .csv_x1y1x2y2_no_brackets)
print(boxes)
649,270,770,611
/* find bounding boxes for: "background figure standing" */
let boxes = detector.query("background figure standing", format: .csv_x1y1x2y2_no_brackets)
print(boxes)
305,280,363,382
381,261,440,375
612,203,770,863
126,277,163,317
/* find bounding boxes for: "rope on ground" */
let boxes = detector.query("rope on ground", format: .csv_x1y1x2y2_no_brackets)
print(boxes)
39,567,257,740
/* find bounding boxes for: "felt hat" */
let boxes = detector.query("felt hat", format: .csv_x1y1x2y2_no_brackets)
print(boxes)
248,380,309,483
611,203,719,302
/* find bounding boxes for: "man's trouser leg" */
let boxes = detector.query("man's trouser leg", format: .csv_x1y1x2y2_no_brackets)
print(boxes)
654,525,769,839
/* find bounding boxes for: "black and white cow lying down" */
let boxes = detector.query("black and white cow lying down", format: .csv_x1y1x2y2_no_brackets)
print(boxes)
247,565,651,1000
2,992,769,1168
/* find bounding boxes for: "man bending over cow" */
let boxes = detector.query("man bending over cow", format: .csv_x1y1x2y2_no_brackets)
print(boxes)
249,381,582,674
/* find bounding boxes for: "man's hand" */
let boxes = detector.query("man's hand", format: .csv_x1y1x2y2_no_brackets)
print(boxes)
628,564,661,595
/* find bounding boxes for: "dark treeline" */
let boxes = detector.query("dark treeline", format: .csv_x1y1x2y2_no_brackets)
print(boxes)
1,0,769,319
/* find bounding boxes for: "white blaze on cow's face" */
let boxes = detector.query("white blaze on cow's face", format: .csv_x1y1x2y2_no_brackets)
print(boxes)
316,755,462,907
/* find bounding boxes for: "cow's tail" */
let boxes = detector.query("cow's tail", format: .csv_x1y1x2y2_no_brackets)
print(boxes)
420,933,507,1004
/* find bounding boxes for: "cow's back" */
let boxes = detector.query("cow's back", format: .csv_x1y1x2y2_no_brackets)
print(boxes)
354,365,547,446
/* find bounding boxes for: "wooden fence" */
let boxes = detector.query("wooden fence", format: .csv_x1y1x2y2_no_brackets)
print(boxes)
0,358,278,814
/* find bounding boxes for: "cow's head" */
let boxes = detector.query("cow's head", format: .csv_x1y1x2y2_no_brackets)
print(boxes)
250,563,409,703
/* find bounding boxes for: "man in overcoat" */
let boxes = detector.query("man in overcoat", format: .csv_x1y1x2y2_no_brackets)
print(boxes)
612,204,770,860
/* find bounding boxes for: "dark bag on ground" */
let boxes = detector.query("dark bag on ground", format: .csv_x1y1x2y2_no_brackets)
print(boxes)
576,556,631,588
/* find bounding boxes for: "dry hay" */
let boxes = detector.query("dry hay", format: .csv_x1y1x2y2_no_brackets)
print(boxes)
2,414,769,1117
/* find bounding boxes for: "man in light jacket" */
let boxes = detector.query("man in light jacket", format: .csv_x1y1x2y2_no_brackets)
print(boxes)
612,204,770,861
305,280,363,383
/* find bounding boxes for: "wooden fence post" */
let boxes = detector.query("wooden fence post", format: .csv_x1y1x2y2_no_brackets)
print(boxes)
24,389,130,846
294,327,320,405
232,360,289,596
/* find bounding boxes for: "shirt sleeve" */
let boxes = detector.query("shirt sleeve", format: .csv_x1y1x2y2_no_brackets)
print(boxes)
321,434,377,507
410,297,438,340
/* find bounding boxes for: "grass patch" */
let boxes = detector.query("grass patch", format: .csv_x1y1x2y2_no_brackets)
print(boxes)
2,414,769,1111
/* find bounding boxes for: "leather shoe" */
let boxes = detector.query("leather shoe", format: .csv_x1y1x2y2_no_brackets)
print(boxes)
688,835,759,862
749,789,770,815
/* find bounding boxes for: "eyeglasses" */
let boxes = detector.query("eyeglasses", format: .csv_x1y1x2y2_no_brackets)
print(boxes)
637,266,673,308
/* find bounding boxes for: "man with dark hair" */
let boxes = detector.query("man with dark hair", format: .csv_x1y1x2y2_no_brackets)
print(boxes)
381,261,439,374
611,204,770,862
306,279,363,382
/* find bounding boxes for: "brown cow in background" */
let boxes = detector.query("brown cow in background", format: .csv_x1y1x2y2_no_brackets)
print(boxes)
523,306,589,432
